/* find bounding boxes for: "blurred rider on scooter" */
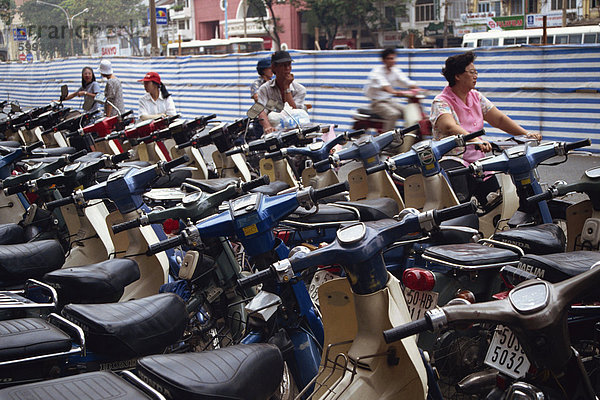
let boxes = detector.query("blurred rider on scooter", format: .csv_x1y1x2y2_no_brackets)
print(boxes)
364,47,420,133
256,50,307,134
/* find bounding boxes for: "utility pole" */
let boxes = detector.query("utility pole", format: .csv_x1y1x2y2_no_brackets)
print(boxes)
149,0,160,56
562,0,567,26
443,0,449,48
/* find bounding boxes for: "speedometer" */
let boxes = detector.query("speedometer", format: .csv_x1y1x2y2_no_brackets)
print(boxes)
509,281,548,314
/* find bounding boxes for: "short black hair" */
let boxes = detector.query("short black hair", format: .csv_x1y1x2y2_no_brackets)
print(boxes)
442,51,476,87
381,47,396,60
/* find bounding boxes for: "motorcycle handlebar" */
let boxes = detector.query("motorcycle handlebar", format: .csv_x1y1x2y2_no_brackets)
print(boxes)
121,110,134,119
112,218,141,234
313,158,331,170
163,155,189,173
224,147,243,156
366,163,388,175
237,268,275,289
445,166,472,178
4,183,28,196
111,151,132,165
241,175,270,193
301,125,320,136
383,316,433,344
347,129,365,139
432,202,477,225
526,190,553,206
313,181,349,202
67,150,87,163
25,141,44,154
147,234,185,256
462,129,486,142
564,138,591,153
264,150,281,159
46,195,74,209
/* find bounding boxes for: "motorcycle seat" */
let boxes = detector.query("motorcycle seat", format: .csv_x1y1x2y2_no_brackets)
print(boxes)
288,203,359,223
153,168,192,188
355,107,385,121
61,293,187,358
43,259,140,306
0,371,153,399
249,180,290,196
0,239,64,286
136,343,283,400
429,213,480,245
423,242,520,270
336,198,399,221
29,147,77,157
492,223,565,255
0,224,25,245
0,141,20,147
0,317,71,362
185,177,239,193
95,161,150,182
518,251,600,282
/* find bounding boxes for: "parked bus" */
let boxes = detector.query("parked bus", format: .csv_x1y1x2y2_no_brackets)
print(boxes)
167,37,264,56
462,25,600,47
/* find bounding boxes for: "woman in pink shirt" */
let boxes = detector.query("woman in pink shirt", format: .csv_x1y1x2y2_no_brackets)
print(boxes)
430,51,541,164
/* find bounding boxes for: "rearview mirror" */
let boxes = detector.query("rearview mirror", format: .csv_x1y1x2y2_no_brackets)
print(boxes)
247,102,265,119
60,85,68,102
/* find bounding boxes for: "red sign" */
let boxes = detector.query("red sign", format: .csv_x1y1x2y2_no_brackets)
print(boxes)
262,37,272,50
19,53,26,61
101,45,119,56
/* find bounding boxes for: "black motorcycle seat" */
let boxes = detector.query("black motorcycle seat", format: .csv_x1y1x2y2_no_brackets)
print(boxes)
153,168,192,188
356,108,385,120
136,343,283,400
0,318,71,362
429,213,480,245
0,224,25,245
518,251,600,282
249,180,290,196
336,198,399,221
288,203,358,223
0,239,64,284
0,141,20,148
185,177,239,193
61,293,187,358
492,223,566,255
43,259,140,305
0,371,153,400
29,147,76,157
424,242,520,269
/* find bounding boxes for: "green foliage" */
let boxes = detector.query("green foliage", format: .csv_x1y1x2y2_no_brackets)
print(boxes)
0,0,15,26
246,0,283,49
19,0,145,57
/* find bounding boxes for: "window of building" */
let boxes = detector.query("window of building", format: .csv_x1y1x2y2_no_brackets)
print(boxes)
592,0,599,8
551,0,576,9
529,36,541,44
504,38,515,45
385,6,396,29
511,0,523,14
416,0,434,22
583,33,596,43
448,0,467,19
515,37,527,44
478,38,499,46
178,21,186,30
527,0,537,13
568,33,582,43
478,2,490,12
555,34,568,43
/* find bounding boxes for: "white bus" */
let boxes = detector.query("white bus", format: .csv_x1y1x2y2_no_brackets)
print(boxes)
167,37,264,56
462,25,600,47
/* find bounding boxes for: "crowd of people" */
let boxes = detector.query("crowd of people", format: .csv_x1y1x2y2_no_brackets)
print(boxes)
65,49,542,162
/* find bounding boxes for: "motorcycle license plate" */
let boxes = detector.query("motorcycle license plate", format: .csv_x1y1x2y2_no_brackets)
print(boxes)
484,325,531,379
403,288,438,321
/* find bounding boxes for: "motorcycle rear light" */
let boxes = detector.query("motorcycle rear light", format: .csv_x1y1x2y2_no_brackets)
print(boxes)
492,291,510,300
402,268,435,292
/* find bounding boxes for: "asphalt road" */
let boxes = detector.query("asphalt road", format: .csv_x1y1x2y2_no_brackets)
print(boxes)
537,152,600,202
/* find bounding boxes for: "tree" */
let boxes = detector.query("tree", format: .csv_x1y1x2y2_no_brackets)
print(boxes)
0,0,16,26
19,0,145,58
246,0,283,49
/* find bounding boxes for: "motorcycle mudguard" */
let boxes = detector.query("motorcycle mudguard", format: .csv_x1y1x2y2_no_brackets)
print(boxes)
289,329,321,396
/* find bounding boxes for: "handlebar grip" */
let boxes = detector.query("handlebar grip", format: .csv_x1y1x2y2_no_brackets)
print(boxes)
146,235,185,255
445,166,471,178
224,147,243,156
526,190,553,206
176,140,193,150
313,181,349,202
121,110,134,119
237,268,275,289
163,155,190,173
205,113,217,121
347,129,365,139
366,163,388,175
4,183,27,196
111,151,131,165
264,150,281,159
25,141,44,154
65,130,81,139
462,129,486,142
67,149,87,162
313,158,331,169
301,125,321,136
112,219,141,234
400,123,420,135
94,136,107,143
383,317,433,344
432,202,477,226
564,138,591,152
241,175,270,193
46,195,74,209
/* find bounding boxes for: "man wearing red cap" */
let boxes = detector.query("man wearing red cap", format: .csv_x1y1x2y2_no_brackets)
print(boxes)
138,71,177,120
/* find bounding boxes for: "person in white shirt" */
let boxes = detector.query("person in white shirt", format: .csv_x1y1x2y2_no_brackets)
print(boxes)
138,71,177,120
364,47,419,132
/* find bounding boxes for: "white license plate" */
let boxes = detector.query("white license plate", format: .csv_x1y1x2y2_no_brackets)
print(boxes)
484,325,531,379
403,288,439,321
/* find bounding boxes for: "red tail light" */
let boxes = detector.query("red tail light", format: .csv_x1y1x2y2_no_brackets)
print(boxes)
402,268,435,291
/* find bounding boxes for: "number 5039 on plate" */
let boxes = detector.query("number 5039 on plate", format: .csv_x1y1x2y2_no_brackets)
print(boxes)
484,324,531,379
